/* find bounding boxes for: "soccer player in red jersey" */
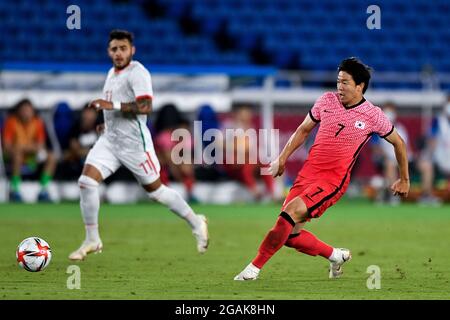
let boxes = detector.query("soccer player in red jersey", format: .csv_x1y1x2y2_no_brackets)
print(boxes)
234,58,410,280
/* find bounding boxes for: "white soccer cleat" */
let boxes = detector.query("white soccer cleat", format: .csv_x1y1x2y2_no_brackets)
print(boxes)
192,214,209,254
234,263,260,281
68,240,103,261
329,248,352,279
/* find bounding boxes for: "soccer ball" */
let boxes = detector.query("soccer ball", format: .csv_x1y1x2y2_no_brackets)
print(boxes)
16,237,52,272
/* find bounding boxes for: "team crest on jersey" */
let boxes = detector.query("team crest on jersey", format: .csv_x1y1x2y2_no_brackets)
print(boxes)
355,121,365,129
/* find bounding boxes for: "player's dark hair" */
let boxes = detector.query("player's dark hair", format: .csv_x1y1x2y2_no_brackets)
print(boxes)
338,57,371,94
109,29,134,45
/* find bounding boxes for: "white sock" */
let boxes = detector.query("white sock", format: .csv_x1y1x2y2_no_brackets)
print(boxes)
328,248,342,263
147,185,201,230
85,224,100,243
78,175,101,242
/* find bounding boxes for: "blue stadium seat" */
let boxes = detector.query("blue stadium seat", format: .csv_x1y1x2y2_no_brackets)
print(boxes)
1,0,449,79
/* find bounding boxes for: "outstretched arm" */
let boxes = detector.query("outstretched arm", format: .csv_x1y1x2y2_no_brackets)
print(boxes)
384,128,410,197
269,113,317,177
88,97,152,115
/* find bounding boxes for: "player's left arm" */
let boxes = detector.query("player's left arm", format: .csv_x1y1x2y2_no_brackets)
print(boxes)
89,67,153,115
384,128,410,197
88,97,152,115
118,97,152,114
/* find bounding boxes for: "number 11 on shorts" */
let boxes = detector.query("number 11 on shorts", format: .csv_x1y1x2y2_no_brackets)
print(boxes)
139,159,154,174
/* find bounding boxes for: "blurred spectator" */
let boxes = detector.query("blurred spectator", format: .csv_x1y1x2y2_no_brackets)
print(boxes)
372,103,441,205
55,104,100,180
195,104,225,181
154,103,197,202
222,105,275,202
2,99,56,202
421,96,450,200
53,101,75,153
372,103,413,205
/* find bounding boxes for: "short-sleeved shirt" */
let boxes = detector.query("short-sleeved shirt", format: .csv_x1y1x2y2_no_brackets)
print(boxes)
301,92,394,188
102,60,154,153
2,116,46,148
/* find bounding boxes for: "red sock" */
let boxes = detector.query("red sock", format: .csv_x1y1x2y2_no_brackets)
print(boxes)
183,176,194,193
284,230,333,259
252,212,295,269
160,168,169,185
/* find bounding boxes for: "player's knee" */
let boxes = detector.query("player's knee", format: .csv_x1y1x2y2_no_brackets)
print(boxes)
78,175,99,190
284,198,309,223
147,184,167,202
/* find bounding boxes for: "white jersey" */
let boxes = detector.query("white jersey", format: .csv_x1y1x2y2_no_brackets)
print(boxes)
102,60,154,153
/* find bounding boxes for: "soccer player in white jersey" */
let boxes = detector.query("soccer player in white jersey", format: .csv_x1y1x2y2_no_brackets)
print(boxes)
69,30,209,261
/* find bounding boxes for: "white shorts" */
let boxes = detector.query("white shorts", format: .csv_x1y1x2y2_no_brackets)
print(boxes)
85,135,161,185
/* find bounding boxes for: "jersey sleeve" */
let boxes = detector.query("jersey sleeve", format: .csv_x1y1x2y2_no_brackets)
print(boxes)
309,93,329,123
130,67,153,100
374,108,394,138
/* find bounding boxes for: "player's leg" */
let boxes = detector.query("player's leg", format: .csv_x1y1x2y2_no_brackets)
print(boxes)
285,223,351,276
8,145,24,201
142,178,208,253
78,164,103,239
285,222,333,258
234,196,308,280
37,150,57,202
69,137,120,260
123,148,209,253
284,194,352,278
68,164,104,260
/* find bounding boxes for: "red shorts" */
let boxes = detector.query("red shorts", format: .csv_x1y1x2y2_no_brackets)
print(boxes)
281,178,347,220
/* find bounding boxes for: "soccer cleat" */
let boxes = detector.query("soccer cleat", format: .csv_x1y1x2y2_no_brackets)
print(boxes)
192,214,209,254
329,248,352,279
234,263,260,281
68,240,103,261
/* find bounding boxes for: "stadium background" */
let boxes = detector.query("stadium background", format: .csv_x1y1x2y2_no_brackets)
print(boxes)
1,0,449,204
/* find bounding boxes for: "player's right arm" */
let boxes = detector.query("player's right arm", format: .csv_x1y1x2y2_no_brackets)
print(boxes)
269,113,317,177
384,128,410,197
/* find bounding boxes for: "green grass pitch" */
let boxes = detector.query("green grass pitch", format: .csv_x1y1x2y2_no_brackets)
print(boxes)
0,200,449,300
